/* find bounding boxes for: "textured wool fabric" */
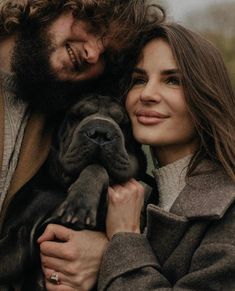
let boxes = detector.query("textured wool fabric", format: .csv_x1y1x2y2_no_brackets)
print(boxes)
0,91,53,231
98,160,235,290
0,71,28,213
152,155,192,211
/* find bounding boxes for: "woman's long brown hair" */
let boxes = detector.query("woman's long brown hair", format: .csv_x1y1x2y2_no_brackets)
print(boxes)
131,23,235,180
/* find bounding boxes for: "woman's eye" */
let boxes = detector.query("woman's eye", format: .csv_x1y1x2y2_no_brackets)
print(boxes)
165,76,181,86
130,76,147,87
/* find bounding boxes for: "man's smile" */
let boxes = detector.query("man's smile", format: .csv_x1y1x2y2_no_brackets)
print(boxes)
66,43,79,69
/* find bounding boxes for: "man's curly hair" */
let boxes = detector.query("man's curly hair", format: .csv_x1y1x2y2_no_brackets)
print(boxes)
0,0,165,52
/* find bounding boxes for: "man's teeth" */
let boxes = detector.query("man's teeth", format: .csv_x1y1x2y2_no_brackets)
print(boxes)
66,45,77,66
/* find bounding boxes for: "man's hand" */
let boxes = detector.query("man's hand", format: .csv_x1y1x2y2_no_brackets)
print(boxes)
38,225,108,291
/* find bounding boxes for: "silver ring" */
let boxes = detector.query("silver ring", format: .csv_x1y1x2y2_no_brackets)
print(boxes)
50,271,60,285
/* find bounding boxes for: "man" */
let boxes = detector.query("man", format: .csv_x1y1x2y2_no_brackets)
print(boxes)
0,0,164,290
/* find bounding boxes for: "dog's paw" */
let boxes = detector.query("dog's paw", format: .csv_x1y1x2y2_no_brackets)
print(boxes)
53,199,97,229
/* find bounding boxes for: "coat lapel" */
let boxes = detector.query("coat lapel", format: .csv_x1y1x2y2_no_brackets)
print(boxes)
146,160,235,266
0,111,53,227
7,112,53,196
146,204,189,265
0,83,4,175
170,160,235,219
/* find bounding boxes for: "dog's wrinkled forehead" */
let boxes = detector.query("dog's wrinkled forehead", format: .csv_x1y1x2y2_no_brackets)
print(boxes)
69,94,128,125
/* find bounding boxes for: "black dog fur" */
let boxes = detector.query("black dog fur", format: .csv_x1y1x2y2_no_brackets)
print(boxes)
0,94,149,290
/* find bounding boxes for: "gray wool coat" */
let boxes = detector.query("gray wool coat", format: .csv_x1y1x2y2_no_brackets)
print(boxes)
98,160,235,290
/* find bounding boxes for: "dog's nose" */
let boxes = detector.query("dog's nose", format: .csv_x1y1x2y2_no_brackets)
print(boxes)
86,127,114,145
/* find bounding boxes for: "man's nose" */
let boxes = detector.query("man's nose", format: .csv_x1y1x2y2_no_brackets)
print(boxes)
83,38,104,64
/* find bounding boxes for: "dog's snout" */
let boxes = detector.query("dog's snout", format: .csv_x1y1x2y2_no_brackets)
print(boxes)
86,127,114,145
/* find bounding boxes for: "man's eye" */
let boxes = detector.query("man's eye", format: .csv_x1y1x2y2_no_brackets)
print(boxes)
166,76,181,86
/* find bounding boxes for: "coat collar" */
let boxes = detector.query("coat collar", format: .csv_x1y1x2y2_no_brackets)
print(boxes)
170,160,235,220
146,160,235,265
0,90,53,228
0,83,4,174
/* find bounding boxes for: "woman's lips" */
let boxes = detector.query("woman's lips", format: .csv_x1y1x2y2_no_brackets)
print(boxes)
135,110,169,125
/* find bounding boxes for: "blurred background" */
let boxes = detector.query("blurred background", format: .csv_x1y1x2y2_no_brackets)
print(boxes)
157,0,235,89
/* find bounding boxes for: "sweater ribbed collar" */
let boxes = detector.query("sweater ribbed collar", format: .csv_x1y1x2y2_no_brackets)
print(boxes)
152,155,192,211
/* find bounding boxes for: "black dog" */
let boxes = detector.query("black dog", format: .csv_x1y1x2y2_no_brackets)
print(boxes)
0,94,150,290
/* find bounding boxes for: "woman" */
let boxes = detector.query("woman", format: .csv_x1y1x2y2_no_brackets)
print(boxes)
98,23,235,290
39,23,235,290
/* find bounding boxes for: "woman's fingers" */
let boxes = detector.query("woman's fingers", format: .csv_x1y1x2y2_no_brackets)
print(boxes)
106,179,145,239
38,224,72,243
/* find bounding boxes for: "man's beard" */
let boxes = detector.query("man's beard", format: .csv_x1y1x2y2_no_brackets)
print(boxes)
11,23,103,115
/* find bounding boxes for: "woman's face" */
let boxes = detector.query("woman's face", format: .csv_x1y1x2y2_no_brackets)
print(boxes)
126,38,198,165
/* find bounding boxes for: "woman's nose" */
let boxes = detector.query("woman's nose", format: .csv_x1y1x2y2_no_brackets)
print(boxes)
83,38,104,64
140,82,162,103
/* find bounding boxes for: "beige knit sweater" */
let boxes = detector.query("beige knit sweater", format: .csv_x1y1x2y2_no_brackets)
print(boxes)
0,71,29,213
152,155,192,211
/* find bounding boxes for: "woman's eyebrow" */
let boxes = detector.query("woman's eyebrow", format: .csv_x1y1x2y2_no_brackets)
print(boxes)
132,67,146,75
161,68,180,75
133,68,180,75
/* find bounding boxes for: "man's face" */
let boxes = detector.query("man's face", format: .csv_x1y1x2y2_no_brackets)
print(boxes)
11,10,107,113
47,10,106,82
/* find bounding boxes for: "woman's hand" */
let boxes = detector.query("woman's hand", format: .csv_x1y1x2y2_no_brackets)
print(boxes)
38,225,108,291
106,178,145,240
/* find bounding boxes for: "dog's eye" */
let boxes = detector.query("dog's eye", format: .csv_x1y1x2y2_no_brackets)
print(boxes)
110,108,125,124
70,102,97,119
77,103,97,117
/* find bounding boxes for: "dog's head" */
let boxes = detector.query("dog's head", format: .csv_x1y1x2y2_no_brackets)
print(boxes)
49,94,146,187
